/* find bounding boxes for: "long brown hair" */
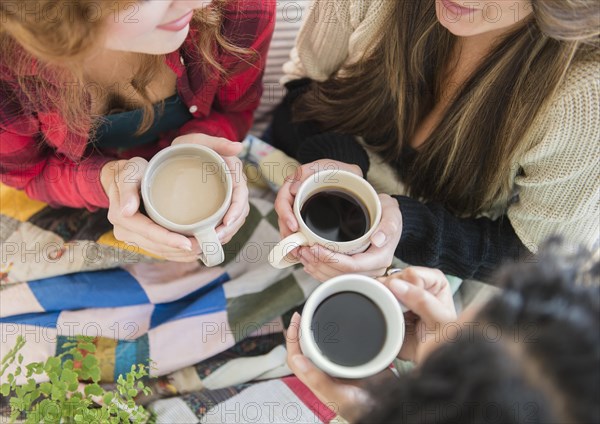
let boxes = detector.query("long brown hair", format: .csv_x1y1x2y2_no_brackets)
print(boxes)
0,0,251,137
297,1,599,216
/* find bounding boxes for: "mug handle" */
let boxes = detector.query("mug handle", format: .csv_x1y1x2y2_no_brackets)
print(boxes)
194,227,225,267
269,232,309,269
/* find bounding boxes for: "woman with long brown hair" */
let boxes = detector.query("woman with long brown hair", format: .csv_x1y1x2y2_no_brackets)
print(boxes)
0,0,275,261
272,0,599,281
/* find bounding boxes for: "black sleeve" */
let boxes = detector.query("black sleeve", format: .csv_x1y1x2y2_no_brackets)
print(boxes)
394,195,530,282
270,78,371,176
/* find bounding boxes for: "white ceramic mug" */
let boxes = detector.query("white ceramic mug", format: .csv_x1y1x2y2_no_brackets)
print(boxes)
299,274,405,379
141,144,232,267
269,169,382,269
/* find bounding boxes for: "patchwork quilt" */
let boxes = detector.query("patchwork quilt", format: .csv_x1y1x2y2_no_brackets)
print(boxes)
0,136,478,423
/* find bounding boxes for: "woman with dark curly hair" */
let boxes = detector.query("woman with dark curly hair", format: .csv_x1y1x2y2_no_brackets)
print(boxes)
286,240,600,423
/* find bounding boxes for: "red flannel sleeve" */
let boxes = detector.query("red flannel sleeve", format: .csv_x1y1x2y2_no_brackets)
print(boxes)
0,126,111,210
177,0,276,141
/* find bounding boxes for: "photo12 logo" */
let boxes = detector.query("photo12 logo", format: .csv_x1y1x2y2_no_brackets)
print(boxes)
0,2,140,25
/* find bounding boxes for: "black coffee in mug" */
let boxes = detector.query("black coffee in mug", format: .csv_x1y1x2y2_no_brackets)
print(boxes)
311,292,387,367
300,189,370,242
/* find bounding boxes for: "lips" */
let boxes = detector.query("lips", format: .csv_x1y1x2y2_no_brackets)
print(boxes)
440,0,478,16
157,10,194,32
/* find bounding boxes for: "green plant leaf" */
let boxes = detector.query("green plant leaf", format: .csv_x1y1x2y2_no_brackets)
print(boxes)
9,396,24,411
44,357,61,373
89,367,101,383
0,382,11,396
50,385,64,401
39,382,52,396
60,368,78,385
23,378,36,392
84,383,104,397
47,371,60,385
103,392,114,405
82,354,98,369
68,380,80,392
15,385,25,398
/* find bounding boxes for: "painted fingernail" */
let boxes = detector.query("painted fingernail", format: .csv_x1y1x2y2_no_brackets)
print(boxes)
391,279,409,295
372,232,386,247
292,312,301,322
292,355,309,373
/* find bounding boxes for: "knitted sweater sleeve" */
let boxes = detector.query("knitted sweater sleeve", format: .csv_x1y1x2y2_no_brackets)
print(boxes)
507,62,600,252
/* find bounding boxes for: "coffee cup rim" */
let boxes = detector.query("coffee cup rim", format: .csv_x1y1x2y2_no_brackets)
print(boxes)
292,170,382,248
141,144,233,231
299,274,405,379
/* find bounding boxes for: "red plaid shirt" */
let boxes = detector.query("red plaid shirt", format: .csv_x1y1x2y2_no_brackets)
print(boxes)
0,0,275,210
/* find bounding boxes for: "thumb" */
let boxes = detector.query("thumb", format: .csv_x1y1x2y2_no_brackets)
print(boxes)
195,137,242,157
288,166,307,196
173,133,242,157
118,158,146,217
371,195,402,248
216,140,243,157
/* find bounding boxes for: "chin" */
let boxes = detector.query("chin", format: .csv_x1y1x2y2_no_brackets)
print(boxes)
113,26,190,55
437,18,489,38
144,27,190,54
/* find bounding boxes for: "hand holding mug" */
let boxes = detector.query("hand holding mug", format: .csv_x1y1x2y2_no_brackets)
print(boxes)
171,134,249,246
286,274,404,421
286,312,381,423
285,267,457,422
101,134,248,264
270,167,383,271
272,159,401,279
141,137,243,267
299,194,402,281
275,159,363,239
379,267,457,363
101,158,200,262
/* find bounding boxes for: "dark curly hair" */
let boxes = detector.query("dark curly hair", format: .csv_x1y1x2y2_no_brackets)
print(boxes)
363,239,600,423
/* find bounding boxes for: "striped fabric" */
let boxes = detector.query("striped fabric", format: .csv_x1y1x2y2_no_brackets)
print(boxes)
250,0,310,137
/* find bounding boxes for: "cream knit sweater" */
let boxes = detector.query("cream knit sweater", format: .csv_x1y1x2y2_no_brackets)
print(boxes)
283,0,600,253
